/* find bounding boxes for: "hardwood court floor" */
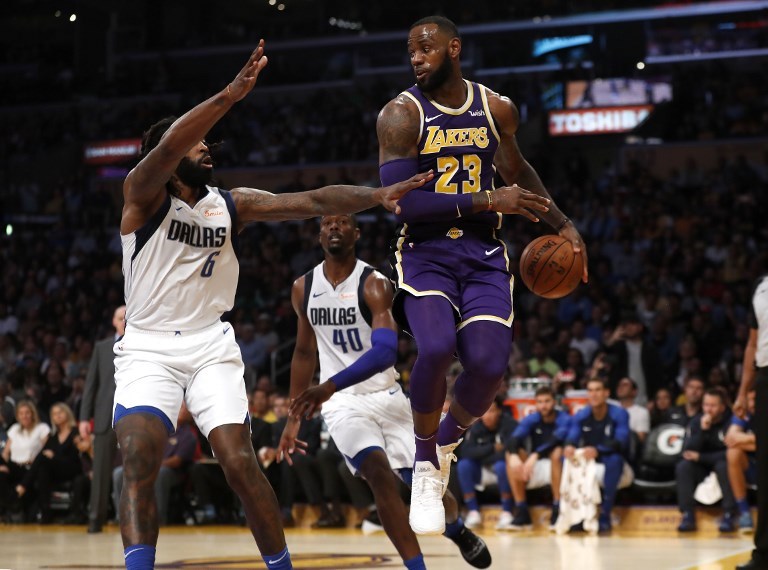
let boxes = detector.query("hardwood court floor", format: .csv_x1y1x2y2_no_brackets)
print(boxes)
0,525,756,570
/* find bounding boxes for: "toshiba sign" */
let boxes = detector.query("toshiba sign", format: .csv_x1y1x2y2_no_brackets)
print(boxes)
549,105,653,136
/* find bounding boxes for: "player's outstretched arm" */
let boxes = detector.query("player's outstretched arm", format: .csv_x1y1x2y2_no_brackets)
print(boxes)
230,171,432,231
121,42,268,234
487,88,588,282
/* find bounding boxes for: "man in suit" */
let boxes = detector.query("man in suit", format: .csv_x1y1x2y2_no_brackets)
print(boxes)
79,305,125,533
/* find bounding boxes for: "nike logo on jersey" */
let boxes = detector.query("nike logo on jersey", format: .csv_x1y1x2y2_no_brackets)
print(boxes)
485,246,501,256
223,327,230,335
175,206,183,211
388,387,399,395
425,113,443,122
312,292,325,298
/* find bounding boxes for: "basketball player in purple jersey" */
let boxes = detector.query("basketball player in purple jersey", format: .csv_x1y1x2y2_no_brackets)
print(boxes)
377,16,588,534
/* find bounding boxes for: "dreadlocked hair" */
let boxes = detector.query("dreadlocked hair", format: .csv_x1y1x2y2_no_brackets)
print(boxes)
140,116,177,159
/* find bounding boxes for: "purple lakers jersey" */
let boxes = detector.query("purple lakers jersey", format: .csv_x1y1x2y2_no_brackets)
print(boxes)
402,79,501,236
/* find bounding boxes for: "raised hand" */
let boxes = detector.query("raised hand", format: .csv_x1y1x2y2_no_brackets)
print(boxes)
227,40,269,103
289,382,336,420
381,170,434,213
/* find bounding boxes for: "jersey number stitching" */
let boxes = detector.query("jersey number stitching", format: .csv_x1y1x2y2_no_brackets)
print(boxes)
435,153,482,194
332,328,363,353
201,251,221,278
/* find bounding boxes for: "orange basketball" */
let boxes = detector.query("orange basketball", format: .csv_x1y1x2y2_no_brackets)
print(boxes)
519,234,583,299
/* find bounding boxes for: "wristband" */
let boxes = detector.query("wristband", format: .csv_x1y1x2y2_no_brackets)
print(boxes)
486,190,494,211
556,217,570,231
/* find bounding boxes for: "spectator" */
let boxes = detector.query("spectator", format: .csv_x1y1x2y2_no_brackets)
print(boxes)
112,402,197,526
570,319,599,365
676,387,734,533
37,362,72,422
725,389,756,533
15,402,85,524
506,386,570,530
606,312,665,405
456,397,517,530
0,401,50,519
528,340,561,379
254,313,279,354
78,304,124,534
649,387,674,429
0,379,15,432
564,377,631,533
237,323,269,373
665,375,705,427
614,377,651,444
249,387,277,423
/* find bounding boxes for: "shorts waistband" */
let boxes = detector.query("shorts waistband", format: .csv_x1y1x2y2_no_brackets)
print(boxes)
125,320,223,336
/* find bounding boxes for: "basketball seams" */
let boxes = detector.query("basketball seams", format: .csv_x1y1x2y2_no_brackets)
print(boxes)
530,239,569,294
520,235,581,299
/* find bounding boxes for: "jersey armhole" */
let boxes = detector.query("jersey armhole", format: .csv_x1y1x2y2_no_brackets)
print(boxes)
132,194,172,261
357,266,375,327
302,268,315,315
220,189,240,258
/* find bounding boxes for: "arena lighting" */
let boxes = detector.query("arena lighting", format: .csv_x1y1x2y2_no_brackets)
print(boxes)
268,0,275,4
5,225,12,237
54,10,61,17
69,13,76,22
277,3,285,10
328,17,364,30
636,61,645,70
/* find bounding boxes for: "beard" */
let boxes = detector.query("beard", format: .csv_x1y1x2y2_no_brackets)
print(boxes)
176,156,213,189
418,53,453,92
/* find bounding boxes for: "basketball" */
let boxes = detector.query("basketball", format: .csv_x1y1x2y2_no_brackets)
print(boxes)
519,234,582,299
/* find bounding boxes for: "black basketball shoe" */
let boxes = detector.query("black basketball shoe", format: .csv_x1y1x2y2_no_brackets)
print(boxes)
448,525,492,569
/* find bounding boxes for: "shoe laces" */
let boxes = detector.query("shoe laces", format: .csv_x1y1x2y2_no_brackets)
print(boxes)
412,471,443,508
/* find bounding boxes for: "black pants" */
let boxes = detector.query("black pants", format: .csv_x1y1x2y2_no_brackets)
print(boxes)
752,369,768,564
87,430,117,525
675,458,734,513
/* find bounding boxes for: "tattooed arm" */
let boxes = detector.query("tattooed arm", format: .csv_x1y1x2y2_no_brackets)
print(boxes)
376,94,550,222
230,170,432,233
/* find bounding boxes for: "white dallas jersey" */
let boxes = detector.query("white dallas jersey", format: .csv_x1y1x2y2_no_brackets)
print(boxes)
305,259,396,395
121,186,239,331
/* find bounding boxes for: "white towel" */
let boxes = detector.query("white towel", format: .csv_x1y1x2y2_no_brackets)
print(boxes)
555,449,602,535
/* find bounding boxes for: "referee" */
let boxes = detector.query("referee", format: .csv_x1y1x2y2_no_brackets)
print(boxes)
736,274,768,570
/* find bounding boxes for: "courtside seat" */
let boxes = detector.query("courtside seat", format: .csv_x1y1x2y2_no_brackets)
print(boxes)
632,423,685,495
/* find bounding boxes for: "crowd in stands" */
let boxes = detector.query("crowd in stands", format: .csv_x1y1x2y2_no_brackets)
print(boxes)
1,135,766,529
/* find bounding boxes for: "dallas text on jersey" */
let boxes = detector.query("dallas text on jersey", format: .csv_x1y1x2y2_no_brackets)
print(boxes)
309,307,357,326
167,220,226,248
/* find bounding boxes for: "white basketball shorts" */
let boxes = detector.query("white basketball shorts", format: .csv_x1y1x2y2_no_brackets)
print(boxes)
113,321,247,438
322,382,415,475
